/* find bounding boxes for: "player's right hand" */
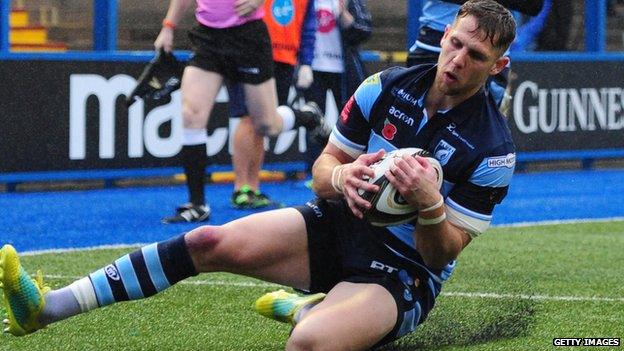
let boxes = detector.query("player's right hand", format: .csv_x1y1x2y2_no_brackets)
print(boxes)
154,27,174,52
340,149,385,219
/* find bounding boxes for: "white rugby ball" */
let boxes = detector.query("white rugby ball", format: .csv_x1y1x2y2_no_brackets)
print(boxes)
359,148,443,226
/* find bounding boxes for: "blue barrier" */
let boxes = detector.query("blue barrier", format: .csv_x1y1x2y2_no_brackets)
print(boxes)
1,148,622,190
2,49,624,63
0,162,308,192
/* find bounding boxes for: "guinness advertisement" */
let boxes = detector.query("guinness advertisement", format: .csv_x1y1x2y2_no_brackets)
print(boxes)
509,61,624,152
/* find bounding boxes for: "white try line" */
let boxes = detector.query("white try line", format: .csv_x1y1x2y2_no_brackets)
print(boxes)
20,217,624,256
492,216,624,228
19,217,624,257
41,274,624,303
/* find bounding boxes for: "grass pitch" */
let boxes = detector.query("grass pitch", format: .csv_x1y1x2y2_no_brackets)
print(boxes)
1,221,623,350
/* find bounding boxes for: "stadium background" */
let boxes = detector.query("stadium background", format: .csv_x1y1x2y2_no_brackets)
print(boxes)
0,1,623,349
0,0,621,246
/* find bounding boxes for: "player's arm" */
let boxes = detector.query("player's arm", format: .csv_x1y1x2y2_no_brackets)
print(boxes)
385,155,472,269
312,71,391,217
407,150,514,269
312,143,384,217
155,0,194,51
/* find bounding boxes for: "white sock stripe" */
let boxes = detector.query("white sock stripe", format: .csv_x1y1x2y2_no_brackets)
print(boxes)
182,128,208,145
68,277,99,312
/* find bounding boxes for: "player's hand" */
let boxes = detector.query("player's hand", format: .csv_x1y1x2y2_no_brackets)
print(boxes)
340,149,385,219
235,0,263,17
385,155,441,210
154,27,174,52
296,65,313,89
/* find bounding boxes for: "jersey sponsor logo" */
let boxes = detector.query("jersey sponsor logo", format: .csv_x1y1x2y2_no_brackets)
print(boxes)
388,106,415,126
370,260,398,273
446,123,475,150
341,96,355,124
316,9,336,33
272,0,295,26
363,73,380,86
392,88,419,106
381,119,398,140
105,264,121,281
237,67,260,75
487,153,516,168
434,139,456,166
305,201,323,218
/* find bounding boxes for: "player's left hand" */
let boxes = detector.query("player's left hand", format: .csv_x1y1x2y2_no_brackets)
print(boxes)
235,0,264,17
385,155,441,210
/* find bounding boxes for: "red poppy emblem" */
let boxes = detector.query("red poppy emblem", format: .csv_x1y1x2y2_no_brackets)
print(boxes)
382,119,397,140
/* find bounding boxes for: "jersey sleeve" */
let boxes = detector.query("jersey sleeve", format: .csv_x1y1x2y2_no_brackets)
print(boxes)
329,72,383,158
445,150,516,237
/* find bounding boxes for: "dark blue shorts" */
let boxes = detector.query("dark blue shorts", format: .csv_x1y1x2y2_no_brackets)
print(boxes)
295,198,440,347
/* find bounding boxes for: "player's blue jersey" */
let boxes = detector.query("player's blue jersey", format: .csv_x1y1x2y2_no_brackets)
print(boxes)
329,64,516,285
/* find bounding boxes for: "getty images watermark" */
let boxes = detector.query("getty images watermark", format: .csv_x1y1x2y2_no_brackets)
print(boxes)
553,338,620,347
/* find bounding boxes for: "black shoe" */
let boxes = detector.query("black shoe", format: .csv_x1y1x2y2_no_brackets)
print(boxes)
299,102,332,144
162,203,210,223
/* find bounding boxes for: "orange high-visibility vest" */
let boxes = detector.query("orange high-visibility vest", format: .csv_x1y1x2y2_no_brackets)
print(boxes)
263,0,309,66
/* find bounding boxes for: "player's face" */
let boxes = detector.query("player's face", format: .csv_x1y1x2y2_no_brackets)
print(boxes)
435,15,509,97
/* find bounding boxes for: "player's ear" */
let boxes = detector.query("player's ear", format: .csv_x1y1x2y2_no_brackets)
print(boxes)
441,24,452,45
489,55,509,76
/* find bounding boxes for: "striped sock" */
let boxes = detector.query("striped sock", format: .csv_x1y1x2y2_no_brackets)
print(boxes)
41,234,198,324
89,234,197,307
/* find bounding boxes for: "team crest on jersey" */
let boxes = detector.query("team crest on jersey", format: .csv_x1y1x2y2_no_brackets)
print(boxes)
381,119,397,140
272,0,295,26
434,139,456,166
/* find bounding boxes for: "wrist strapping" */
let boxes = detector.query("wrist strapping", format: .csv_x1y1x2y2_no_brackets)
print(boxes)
417,212,447,226
419,196,444,213
331,165,344,194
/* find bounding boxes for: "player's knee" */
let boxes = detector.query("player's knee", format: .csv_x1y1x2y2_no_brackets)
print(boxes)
181,103,206,128
286,326,332,351
184,226,228,270
184,225,256,271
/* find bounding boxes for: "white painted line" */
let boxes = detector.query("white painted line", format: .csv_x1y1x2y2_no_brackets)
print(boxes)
41,274,624,303
442,291,624,303
18,217,624,257
492,217,624,228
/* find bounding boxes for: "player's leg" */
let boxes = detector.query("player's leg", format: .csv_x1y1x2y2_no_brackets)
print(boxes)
0,208,311,336
229,64,294,209
232,115,265,205
227,82,264,208
286,282,398,351
162,65,223,223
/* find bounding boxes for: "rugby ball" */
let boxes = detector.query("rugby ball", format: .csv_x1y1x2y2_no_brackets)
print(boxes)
358,148,443,227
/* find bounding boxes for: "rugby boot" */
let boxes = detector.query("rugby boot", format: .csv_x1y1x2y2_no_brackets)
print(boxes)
0,244,50,336
253,289,325,325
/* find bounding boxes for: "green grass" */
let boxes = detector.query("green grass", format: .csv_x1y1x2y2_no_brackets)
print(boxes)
2,221,623,350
